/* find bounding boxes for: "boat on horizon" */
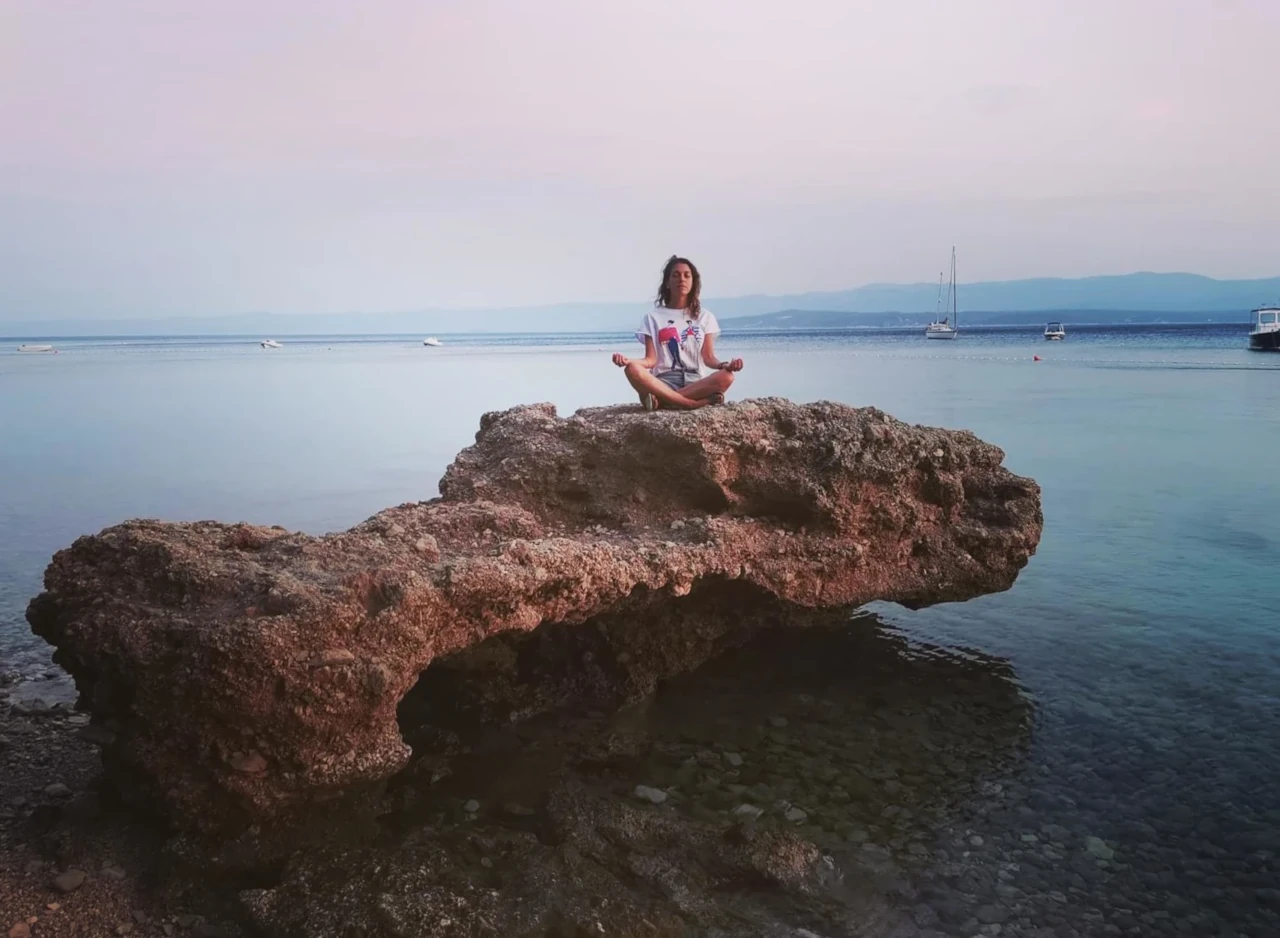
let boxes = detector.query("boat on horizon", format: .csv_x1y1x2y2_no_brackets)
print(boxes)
422,337,443,347
260,339,282,349
1044,321,1066,340
1248,305,1280,351
925,247,959,340
17,344,56,353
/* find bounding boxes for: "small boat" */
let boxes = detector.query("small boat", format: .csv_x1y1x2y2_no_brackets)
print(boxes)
925,247,959,340
260,339,282,349
422,337,443,347
1044,321,1066,340
1248,305,1280,351
17,344,55,353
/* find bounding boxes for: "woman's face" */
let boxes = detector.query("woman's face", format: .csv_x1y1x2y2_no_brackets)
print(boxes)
667,262,694,300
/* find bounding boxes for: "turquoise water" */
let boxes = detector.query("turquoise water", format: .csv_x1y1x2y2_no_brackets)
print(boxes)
2,324,1278,933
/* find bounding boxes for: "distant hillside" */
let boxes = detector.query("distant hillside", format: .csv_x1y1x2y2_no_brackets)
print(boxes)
712,272,1280,322
3,271,1276,336
722,308,1253,330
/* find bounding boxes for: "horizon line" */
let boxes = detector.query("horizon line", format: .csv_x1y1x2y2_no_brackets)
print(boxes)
4,269,1280,327
2,317,1256,343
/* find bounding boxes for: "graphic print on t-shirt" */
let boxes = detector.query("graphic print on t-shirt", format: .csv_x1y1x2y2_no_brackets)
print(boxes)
657,322,682,370
678,321,706,372
656,319,706,373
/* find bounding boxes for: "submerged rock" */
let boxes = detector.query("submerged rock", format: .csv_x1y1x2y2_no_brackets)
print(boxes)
26,399,1041,834
240,780,837,938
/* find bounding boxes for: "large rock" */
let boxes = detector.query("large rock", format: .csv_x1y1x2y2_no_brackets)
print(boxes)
26,399,1041,833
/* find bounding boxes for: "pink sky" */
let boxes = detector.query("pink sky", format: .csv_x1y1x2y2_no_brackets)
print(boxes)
2,0,1277,318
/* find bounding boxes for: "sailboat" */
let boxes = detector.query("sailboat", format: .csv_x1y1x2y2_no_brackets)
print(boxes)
925,247,959,340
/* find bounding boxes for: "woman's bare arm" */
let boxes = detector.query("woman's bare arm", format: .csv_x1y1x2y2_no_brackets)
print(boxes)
613,337,658,368
701,334,744,372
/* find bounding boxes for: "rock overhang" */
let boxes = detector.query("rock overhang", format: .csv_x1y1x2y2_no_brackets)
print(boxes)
26,399,1042,834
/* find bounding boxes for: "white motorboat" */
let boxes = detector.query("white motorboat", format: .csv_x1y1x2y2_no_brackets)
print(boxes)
1044,321,1066,340
17,344,55,353
1249,305,1280,351
925,248,959,340
260,339,282,349
422,337,443,347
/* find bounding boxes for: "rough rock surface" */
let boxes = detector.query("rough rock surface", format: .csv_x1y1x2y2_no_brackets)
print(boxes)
26,399,1041,834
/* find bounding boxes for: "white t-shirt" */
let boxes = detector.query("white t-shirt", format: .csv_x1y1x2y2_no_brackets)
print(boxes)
635,308,721,378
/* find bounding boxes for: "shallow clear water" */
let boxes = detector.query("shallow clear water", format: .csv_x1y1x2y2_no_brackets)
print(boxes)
2,323,1278,934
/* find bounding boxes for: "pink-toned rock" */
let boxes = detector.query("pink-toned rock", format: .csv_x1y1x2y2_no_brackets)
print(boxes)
27,400,1040,833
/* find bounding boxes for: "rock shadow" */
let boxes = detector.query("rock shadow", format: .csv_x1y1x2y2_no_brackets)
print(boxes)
244,612,1034,937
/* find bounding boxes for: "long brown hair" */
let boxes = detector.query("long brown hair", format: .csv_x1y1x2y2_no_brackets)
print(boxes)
654,255,701,317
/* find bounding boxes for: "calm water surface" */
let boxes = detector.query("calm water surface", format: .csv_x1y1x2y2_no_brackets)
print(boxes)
2,324,1277,935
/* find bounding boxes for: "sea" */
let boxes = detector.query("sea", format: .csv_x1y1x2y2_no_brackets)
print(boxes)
2,323,1278,935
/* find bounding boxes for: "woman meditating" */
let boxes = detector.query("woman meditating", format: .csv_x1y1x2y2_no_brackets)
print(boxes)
611,255,745,410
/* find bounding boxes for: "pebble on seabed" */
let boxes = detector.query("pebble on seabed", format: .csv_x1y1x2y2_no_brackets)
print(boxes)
51,869,86,893
633,785,668,805
1083,835,1114,859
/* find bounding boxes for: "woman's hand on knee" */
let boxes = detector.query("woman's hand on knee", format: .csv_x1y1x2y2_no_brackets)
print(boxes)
719,358,744,373
612,352,630,368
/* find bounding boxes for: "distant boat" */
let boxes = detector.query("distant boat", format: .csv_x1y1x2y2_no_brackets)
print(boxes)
925,247,959,340
422,337,443,347
260,339,282,349
1249,305,1280,351
1044,322,1066,341
17,344,55,353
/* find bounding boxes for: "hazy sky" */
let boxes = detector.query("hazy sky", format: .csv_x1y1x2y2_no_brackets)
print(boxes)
2,0,1278,319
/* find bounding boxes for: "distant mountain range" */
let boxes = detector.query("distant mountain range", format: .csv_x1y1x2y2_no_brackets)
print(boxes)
721,308,1252,330
3,272,1276,337
717,272,1280,322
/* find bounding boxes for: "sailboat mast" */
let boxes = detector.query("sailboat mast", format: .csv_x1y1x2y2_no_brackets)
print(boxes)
951,246,958,327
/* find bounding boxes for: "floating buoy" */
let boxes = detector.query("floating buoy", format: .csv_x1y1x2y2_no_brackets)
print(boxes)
1033,355,1041,361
